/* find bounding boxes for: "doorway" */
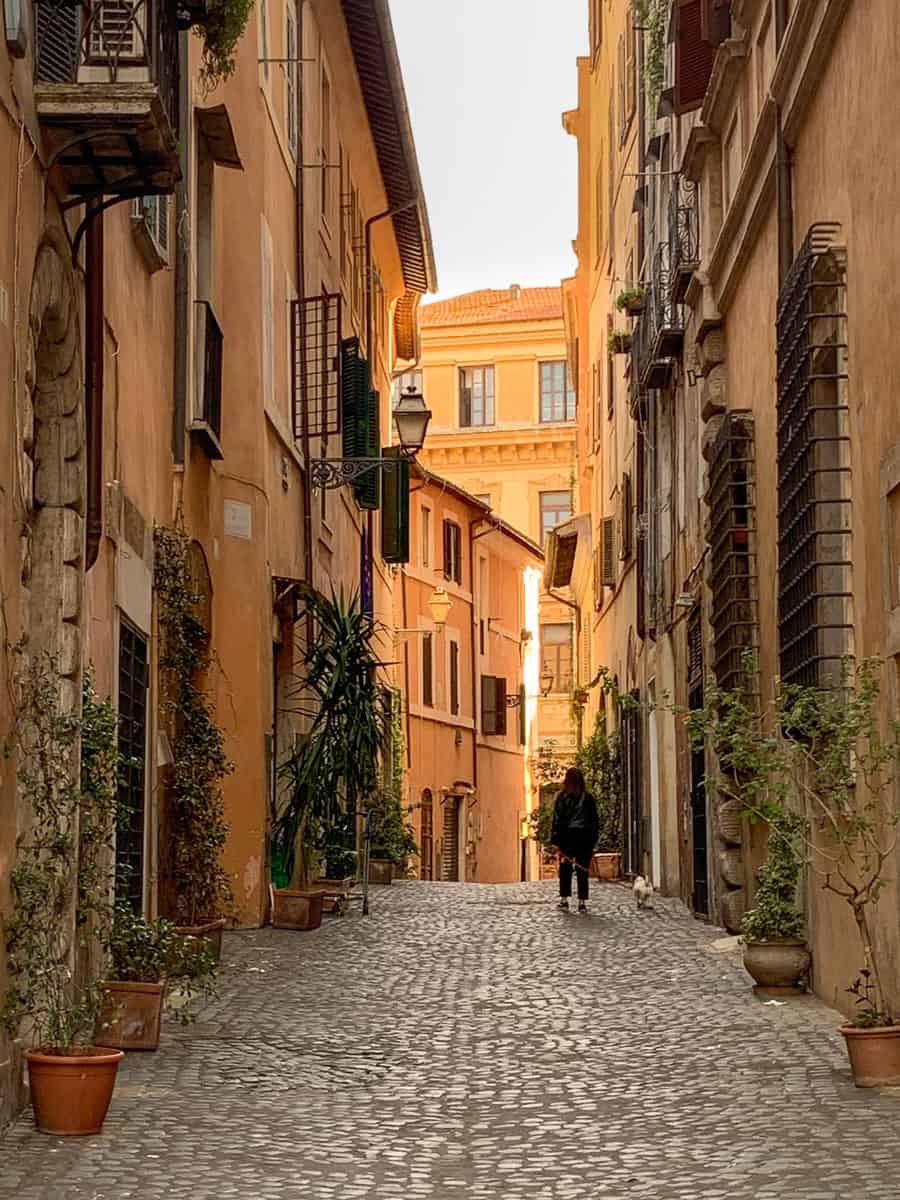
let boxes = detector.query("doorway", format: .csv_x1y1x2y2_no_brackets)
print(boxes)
688,611,709,916
116,619,149,911
441,795,460,881
421,789,434,880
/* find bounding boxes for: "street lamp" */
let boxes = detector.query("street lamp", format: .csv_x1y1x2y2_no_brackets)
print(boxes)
310,383,432,490
427,586,452,627
393,384,432,455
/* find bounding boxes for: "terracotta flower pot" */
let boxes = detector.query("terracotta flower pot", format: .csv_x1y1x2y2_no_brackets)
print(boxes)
176,917,226,963
591,852,621,881
271,888,324,930
841,1024,900,1088
96,981,164,1051
368,858,394,886
315,877,355,915
743,938,810,994
26,1046,124,1135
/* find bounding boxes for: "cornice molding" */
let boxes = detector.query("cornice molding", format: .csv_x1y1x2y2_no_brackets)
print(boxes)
701,37,751,134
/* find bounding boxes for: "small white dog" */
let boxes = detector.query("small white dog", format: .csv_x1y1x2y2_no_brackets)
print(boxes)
633,875,654,909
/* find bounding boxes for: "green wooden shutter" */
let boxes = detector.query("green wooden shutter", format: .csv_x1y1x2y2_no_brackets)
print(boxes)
355,388,381,509
341,337,367,459
381,446,410,564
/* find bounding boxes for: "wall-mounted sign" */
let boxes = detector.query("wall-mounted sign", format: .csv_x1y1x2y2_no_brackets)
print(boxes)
224,499,252,541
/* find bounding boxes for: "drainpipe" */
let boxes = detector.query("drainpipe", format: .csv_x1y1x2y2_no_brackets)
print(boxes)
295,2,315,624
774,0,793,285
84,198,104,570
172,29,190,467
467,519,479,805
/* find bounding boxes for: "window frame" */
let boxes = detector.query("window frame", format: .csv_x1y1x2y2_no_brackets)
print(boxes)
422,631,434,708
420,504,431,568
458,364,496,428
540,623,574,695
449,638,460,716
539,490,573,547
442,519,462,585
539,360,576,424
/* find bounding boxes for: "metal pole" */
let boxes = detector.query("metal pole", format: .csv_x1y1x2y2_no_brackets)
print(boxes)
361,807,373,916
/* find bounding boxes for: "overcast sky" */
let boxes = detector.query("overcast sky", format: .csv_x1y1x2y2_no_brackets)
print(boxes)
390,0,586,301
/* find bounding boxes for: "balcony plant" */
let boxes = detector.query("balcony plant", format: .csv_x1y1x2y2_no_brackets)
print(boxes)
272,587,389,926
196,0,256,88
608,329,632,356
687,654,900,1086
616,287,646,317
96,905,217,1052
155,523,233,958
2,659,124,1135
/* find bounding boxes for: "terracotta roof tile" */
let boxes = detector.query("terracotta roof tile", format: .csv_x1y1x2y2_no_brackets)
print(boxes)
421,286,563,329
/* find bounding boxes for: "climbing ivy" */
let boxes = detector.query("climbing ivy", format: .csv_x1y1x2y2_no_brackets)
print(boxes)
636,0,668,118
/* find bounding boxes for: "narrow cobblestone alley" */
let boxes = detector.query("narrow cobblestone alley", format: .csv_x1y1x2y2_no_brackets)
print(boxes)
3,881,900,1199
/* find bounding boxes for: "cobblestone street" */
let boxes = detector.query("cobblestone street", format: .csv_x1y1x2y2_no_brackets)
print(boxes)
2,881,900,1198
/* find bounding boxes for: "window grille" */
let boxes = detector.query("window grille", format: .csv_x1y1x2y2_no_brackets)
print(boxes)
707,410,758,692
776,224,851,688
293,293,341,439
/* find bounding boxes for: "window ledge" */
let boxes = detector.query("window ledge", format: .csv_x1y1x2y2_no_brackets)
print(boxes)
190,420,224,461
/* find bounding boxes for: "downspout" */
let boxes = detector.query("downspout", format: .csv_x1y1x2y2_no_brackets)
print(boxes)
467,519,479,805
172,29,190,468
774,0,793,285
84,198,104,570
296,1,314,622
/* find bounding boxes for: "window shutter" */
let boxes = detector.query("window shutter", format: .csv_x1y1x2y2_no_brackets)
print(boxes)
617,33,626,143
355,388,381,509
602,516,616,587
452,525,462,584
675,0,716,114
626,6,636,120
481,675,496,734
35,1,80,82
341,337,366,459
620,471,633,560
423,633,433,708
443,520,452,581
380,447,410,564
517,683,526,746
701,0,731,46
450,642,460,716
495,677,507,736
459,370,472,426
593,545,604,611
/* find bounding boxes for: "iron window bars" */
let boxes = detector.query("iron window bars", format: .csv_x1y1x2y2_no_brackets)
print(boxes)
707,410,759,694
292,292,342,440
776,224,851,689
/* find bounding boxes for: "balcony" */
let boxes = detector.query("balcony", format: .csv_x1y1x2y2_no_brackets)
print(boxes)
633,241,685,391
668,175,700,303
33,0,181,204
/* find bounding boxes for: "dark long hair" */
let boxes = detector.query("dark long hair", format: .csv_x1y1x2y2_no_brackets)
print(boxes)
562,767,585,796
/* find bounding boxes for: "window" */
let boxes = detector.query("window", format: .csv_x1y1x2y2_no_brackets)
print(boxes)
481,675,507,736
260,217,274,416
443,519,462,585
539,361,575,423
116,620,148,910
601,515,617,586
540,491,572,546
131,194,170,270
285,3,297,154
422,632,433,708
607,337,615,419
449,640,460,716
392,369,423,409
595,161,604,260
421,506,431,567
459,365,495,427
541,624,573,694
675,0,716,114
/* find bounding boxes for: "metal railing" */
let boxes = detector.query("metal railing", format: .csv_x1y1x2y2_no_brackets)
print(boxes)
34,0,179,134
634,240,685,389
668,175,700,302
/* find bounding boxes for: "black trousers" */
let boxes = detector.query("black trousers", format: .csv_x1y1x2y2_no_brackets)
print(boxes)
558,841,592,901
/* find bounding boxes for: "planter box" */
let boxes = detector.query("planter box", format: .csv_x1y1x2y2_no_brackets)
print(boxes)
743,938,810,995
540,851,558,881
271,888,324,930
842,1023,900,1088
96,981,164,1051
315,877,354,915
368,858,394,886
591,852,621,881
176,917,226,963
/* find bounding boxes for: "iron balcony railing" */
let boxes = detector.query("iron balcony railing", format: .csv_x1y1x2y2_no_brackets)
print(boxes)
34,0,180,136
668,175,700,303
634,240,685,391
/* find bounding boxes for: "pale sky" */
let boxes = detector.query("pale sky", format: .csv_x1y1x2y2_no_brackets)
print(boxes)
390,0,586,301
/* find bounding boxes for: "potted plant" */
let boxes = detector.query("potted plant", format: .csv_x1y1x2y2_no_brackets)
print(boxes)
3,660,124,1135
195,0,255,88
155,524,233,960
740,813,811,994
615,286,645,317
575,715,622,880
608,329,632,355
687,654,900,1087
96,905,217,1051
272,587,389,926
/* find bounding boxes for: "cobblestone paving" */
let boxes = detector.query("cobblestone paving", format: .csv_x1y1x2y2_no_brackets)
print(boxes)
3,880,900,1199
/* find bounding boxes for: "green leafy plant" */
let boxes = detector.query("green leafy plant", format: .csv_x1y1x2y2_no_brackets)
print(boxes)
575,716,621,852
3,659,119,1052
635,0,668,116
196,0,255,89
528,795,555,848
686,654,900,1027
155,523,233,927
616,286,646,313
740,812,806,942
274,587,390,887
608,329,632,355
105,904,216,1022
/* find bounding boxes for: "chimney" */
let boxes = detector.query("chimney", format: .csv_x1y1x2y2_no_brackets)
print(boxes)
510,283,521,300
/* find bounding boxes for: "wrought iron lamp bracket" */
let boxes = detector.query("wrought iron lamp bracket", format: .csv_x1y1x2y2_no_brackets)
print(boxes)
309,454,412,491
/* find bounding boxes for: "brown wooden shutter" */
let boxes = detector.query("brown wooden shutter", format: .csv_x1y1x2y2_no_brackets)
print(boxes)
701,0,731,46
675,0,716,114
620,471,633,560
423,632,433,707
593,546,604,611
442,520,452,580
450,641,460,716
495,677,507,735
601,516,616,586
481,675,496,734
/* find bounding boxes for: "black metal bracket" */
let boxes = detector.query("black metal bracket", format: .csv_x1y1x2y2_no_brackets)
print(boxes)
310,455,413,491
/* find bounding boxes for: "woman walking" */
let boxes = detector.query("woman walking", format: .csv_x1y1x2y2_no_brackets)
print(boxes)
552,767,599,913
